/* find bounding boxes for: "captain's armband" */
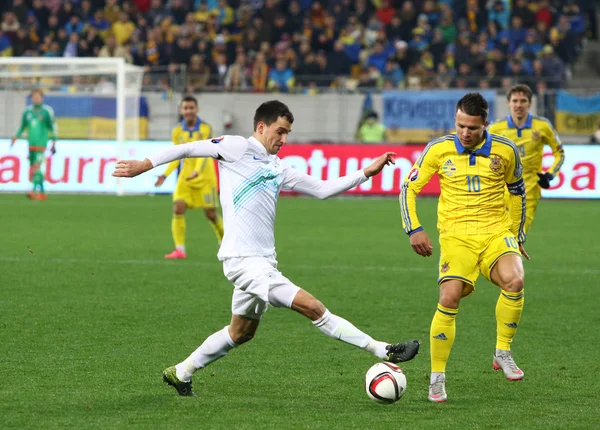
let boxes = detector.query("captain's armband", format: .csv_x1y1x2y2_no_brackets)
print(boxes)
507,178,526,195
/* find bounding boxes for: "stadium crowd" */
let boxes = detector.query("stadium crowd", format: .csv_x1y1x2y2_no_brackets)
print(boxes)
0,0,594,93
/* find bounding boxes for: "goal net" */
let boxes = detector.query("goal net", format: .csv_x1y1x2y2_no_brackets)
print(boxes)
0,57,145,195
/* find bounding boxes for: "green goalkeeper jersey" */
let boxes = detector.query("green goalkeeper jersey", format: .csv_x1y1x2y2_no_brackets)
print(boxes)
15,103,57,151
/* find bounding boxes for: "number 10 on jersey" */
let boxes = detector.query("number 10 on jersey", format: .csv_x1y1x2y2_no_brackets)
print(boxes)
466,175,481,192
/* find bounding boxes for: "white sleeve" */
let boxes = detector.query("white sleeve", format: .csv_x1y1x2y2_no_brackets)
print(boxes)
282,164,368,199
148,135,248,168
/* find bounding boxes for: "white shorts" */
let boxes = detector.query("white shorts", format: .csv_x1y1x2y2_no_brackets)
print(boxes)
222,255,301,320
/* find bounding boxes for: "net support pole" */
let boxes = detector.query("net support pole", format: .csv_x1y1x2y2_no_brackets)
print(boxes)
116,58,126,196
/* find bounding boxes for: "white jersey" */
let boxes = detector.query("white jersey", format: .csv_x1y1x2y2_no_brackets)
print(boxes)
148,135,368,260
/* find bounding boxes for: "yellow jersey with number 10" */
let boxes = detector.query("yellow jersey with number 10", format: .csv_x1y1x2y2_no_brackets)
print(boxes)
400,132,527,243
163,117,215,187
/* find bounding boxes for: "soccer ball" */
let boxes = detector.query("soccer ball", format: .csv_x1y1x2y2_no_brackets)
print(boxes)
365,362,407,404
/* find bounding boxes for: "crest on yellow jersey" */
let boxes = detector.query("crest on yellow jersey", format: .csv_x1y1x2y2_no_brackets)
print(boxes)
489,155,503,172
532,130,541,141
441,262,450,273
442,159,456,176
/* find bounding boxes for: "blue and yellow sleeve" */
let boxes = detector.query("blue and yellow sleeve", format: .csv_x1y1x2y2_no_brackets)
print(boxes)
399,141,439,235
541,119,565,179
504,143,527,243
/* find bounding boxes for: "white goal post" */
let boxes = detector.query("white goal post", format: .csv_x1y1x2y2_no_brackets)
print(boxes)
0,57,145,195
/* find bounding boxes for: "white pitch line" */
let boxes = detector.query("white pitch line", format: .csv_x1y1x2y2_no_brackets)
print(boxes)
0,256,599,276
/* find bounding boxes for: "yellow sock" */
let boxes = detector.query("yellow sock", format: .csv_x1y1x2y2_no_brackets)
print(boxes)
496,290,524,351
172,214,186,251
208,214,224,243
430,304,458,373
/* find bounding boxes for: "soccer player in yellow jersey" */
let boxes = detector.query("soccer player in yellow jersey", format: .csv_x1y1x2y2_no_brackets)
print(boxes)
400,93,528,402
488,84,565,234
155,95,224,259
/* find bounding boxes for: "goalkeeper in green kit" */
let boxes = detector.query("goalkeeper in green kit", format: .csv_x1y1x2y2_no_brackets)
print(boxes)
11,89,57,200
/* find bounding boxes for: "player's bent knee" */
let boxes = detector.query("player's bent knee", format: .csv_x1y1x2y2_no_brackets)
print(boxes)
231,331,255,345
228,326,256,345
439,281,465,309
306,299,326,321
291,290,326,321
173,201,187,215
502,276,524,293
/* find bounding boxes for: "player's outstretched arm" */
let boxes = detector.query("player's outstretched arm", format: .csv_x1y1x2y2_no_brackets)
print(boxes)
282,152,396,199
113,136,248,179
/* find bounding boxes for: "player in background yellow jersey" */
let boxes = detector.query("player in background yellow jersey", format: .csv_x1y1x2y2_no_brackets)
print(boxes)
488,84,565,234
155,96,224,259
400,93,529,403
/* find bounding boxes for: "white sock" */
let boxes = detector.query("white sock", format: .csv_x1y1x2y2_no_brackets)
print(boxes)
313,309,389,359
431,372,445,385
176,245,185,253
175,326,238,382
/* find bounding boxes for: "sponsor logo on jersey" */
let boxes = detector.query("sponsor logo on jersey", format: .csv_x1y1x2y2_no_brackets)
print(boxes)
442,159,456,176
211,136,224,144
408,167,419,181
489,155,503,172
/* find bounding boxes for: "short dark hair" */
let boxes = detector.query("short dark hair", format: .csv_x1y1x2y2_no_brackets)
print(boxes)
507,84,533,102
181,95,198,106
455,92,489,121
253,100,294,130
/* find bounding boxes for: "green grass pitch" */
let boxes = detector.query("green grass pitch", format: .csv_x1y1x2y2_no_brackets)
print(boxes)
1,194,598,429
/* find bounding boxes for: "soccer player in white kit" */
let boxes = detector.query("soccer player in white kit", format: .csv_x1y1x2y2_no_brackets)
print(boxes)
113,101,420,396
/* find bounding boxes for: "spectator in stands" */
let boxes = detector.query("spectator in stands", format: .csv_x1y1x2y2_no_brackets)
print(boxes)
170,0,189,26
540,44,565,87
512,0,536,29
63,32,79,57
522,29,543,60
90,10,111,37
268,58,295,92
251,51,269,92
99,34,133,64
487,0,510,29
79,0,94,23
45,40,60,57
65,14,84,36
530,58,548,91
147,0,168,27
382,59,405,88
112,12,135,46
12,0,28,25
357,111,387,143
57,2,74,27
186,54,210,92
31,0,50,34
80,26,104,57
225,52,251,90
45,14,61,40
2,12,20,36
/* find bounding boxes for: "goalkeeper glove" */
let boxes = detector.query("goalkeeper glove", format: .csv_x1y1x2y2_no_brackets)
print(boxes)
537,172,553,189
